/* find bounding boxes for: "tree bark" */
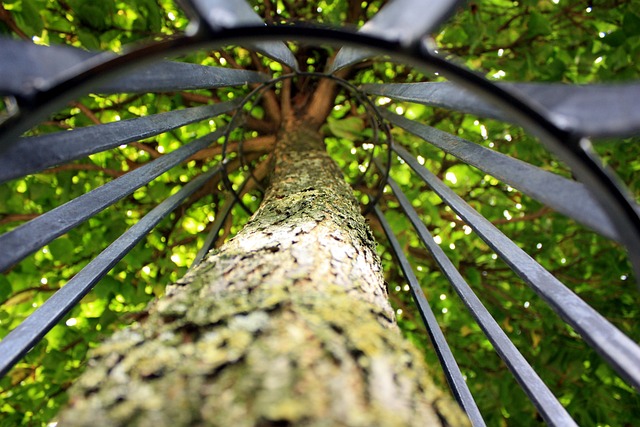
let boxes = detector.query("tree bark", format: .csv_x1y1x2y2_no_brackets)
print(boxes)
59,120,468,426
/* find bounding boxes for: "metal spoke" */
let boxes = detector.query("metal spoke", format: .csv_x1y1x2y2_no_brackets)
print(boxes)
192,180,248,266
0,38,268,99
97,61,269,93
0,127,232,273
0,102,236,183
384,175,577,426
0,38,96,100
382,109,637,242
331,0,464,72
362,82,640,138
374,205,486,427
393,143,640,391
0,165,221,378
183,0,299,70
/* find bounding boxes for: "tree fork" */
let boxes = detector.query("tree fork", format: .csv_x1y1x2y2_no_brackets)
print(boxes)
59,120,468,426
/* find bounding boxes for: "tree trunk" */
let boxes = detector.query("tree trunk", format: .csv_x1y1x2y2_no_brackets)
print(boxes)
59,120,468,426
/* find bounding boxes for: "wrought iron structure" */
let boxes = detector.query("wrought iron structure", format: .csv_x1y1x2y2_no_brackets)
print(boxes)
0,0,639,425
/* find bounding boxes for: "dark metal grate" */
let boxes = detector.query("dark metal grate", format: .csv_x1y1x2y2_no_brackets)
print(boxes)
1,0,639,425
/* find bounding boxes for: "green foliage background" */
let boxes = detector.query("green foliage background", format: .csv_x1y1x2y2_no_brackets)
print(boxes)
0,0,639,425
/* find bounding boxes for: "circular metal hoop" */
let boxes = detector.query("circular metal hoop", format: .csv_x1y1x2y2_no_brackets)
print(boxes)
1,24,639,279
217,70,394,216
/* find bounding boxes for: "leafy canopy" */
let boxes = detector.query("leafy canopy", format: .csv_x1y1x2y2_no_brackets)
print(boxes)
0,0,639,426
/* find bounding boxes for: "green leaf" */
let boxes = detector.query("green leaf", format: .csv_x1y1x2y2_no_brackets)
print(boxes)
78,29,101,50
622,12,640,36
327,116,365,140
601,30,626,48
0,274,12,302
545,57,567,81
608,46,629,72
74,2,110,31
527,11,551,38
48,238,75,264
19,0,44,35
466,268,481,287
139,0,163,33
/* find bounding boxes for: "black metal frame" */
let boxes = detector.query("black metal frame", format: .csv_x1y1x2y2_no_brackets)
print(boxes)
0,1,639,425
2,25,639,276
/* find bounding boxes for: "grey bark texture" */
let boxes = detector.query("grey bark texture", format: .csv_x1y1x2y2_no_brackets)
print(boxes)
58,121,469,426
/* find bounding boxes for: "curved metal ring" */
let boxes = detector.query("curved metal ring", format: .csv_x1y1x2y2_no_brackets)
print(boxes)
1,24,639,281
219,73,294,215
293,71,393,214
219,70,392,215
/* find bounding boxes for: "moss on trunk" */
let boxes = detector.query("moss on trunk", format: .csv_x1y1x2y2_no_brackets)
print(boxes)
58,122,469,426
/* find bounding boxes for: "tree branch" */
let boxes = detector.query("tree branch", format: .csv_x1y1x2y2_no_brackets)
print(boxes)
45,163,124,178
187,135,275,161
0,4,29,39
0,213,40,226
303,67,350,129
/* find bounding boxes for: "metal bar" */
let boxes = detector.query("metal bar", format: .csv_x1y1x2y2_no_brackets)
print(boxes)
361,81,640,139
192,198,235,266
0,38,98,99
382,109,633,242
96,61,269,93
192,179,248,266
0,38,269,99
183,0,299,70
193,150,271,266
385,174,577,426
0,102,236,183
374,206,486,427
0,126,232,273
393,143,640,390
0,165,222,378
331,0,465,72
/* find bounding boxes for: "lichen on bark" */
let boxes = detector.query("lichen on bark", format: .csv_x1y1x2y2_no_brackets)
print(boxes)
58,120,469,426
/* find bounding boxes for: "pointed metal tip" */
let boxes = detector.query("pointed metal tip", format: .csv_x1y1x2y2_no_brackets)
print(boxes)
280,46,300,72
329,47,372,73
253,41,300,72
